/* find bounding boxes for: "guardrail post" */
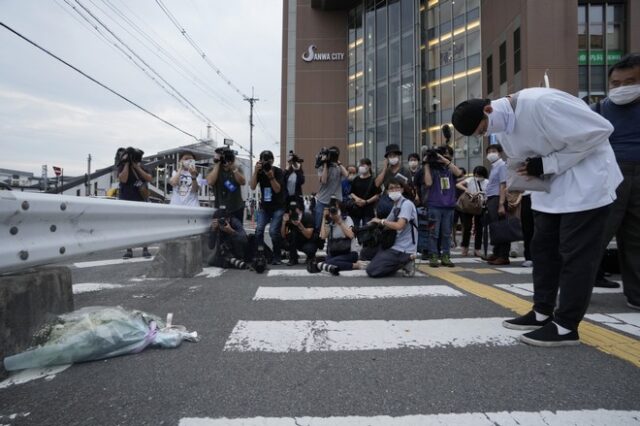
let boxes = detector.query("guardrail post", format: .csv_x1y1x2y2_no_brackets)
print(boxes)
0,266,73,380
147,236,203,278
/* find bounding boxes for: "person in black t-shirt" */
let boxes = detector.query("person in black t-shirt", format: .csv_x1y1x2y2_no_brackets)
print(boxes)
117,147,152,259
280,201,317,267
349,158,380,228
250,150,286,265
206,147,246,222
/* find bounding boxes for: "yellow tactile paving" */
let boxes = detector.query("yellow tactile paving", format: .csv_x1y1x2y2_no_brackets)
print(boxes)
420,266,640,368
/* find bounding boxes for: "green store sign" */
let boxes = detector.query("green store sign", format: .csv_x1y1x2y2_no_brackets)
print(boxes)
578,50,623,65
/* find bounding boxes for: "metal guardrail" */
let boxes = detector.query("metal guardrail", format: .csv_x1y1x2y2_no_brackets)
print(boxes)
0,190,214,274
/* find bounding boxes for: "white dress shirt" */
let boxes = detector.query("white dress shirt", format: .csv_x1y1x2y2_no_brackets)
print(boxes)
496,88,623,214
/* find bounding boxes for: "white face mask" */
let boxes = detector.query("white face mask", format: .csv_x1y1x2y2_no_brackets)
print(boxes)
408,160,419,170
388,156,399,166
486,153,500,163
358,165,369,175
485,98,516,135
608,84,640,105
388,190,402,201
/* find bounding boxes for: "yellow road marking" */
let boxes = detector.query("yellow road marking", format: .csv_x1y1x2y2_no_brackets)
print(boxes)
420,266,640,368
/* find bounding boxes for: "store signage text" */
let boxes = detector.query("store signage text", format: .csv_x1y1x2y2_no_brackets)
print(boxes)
578,50,622,66
302,45,345,62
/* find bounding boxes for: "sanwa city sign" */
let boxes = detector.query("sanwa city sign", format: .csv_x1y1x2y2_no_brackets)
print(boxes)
301,45,345,62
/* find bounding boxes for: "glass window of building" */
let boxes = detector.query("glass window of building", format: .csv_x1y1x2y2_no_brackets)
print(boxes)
606,4,624,50
499,41,507,84
513,28,521,74
486,55,493,94
589,4,603,49
578,5,587,49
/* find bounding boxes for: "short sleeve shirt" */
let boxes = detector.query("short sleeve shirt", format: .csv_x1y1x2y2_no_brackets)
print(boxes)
316,164,343,204
257,166,285,211
485,159,507,197
118,164,148,202
387,197,418,254
211,167,244,212
328,215,358,252
170,170,200,207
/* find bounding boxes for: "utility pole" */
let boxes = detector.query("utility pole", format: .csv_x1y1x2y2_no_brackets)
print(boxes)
86,154,92,196
244,87,259,177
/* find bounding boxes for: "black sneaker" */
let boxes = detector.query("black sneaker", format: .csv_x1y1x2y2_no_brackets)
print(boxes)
594,278,620,288
286,258,299,267
327,264,340,276
123,249,133,259
519,322,580,347
142,248,152,258
306,261,320,274
271,259,283,266
502,311,553,330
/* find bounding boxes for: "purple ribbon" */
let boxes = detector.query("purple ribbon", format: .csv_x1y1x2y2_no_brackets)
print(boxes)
131,321,158,354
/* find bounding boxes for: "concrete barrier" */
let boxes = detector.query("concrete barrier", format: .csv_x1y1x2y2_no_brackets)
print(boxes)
0,266,74,380
147,236,203,278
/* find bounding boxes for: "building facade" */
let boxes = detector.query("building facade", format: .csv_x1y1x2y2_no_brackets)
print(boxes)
281,0,639,192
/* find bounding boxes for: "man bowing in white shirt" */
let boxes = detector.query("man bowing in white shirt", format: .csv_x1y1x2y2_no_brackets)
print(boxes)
451,88,622,347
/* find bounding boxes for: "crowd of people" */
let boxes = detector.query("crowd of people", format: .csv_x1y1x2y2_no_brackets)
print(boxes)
116,54,639,348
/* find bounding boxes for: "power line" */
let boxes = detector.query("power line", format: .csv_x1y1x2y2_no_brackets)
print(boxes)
74,0,222,130
154,0,249,100
0,21,199,140
62,0,211,126
99,0,238,111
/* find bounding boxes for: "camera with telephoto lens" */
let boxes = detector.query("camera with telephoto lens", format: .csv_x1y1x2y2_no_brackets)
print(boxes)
259,151,274,173
214,146,235,165
328,196,339,216
315,147,339,168
218,217,227,228
116,146,144,166
252,246,267,274
286,201,299,223
288,151,304,164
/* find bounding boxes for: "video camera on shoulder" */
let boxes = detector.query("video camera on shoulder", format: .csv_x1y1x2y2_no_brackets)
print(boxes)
315,146,339,168
214,146,235,165
422,145,447,167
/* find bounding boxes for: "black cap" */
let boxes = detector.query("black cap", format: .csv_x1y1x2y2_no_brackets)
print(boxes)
384,144,402,157
451,99,490,136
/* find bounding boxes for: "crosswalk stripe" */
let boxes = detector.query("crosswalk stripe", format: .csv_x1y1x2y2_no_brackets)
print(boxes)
494,267,533,275
224,318,522,352
267,269,369,277
422,267,640,367
73,257,154,268
179,409,640,425
253,285,464,300
496,283,622,296
585,313,640,338
72,283,123,294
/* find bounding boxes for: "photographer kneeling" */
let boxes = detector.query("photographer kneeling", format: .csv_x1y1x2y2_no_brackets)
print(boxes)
366,179,418,278
207,207,249,269
311,200,362,276
280,201,317,268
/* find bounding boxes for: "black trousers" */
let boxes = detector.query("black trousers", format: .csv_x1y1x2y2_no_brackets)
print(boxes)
486,196,510,258
460,212,483,250
531,205,610,331
520,194,534,261
285,230,317,261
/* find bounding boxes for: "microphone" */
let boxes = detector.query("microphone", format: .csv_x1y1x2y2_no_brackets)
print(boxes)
441,124,452,142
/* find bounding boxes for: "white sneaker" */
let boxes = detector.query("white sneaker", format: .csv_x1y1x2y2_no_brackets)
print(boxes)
402,259,416,277
521,260,533,267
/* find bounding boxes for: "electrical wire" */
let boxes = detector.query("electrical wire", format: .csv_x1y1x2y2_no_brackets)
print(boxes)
154,0,249,100
0,21,199,140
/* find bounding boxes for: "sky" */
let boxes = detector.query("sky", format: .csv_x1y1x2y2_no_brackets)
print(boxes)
0,0,283,177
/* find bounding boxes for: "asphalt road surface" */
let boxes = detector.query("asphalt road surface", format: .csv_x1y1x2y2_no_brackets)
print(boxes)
1,246,639,426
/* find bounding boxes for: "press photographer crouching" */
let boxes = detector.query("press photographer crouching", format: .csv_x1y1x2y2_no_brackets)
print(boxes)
280,201,317,268
207,207,249,269
310,198,362,276
206,145,246,223
116,146,152,259
366,178,418,278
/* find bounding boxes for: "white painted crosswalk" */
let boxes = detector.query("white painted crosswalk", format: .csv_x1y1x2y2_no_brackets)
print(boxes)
180,409,640,426
253,285,464,300
496,283,623,296
224,318,523,352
